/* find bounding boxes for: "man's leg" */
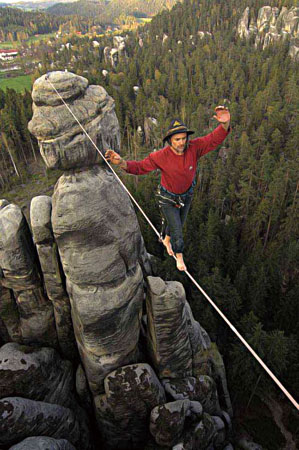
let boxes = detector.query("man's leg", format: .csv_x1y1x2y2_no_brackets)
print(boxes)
162,234,174,256
175,196,193,270
160,203,186,270
180,194,193,227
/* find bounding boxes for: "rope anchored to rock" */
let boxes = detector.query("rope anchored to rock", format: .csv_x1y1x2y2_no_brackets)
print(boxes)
44,74,299,411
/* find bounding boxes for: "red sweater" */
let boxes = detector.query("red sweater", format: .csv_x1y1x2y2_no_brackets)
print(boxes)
125,125,230,194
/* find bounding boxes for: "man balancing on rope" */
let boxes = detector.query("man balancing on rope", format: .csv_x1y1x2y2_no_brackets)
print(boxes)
105,106,230,271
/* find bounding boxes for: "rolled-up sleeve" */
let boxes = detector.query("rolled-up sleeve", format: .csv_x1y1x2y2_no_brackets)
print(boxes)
193,125,230,157
125,153,160,175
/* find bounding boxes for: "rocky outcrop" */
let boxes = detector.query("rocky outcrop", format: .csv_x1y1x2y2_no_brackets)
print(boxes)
28,72,120,170
0,202,57,347
144,116,159,148
95,363,166,448
0,71,234,449
29,71,146,397
0,343,76,408
0,397,89,448
104,36,128,68
237,6,299,60
0,344,90,449
30,195,76,359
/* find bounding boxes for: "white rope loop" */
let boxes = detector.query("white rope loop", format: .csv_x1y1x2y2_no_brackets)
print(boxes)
44,75,299,411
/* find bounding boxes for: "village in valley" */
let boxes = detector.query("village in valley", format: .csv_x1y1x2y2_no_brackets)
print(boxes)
0,24,123,92
0,0,157,92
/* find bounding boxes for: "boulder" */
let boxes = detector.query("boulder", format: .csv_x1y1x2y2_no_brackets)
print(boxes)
150,400,206,448
31,71,88,107
192,413,217,449
0,397,90,449
162,375,220,415
95,363,166,447
150,400,192,447
0,343,75,409
28,72,120,170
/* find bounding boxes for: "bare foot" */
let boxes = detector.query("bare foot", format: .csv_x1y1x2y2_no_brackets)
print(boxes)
176,253,186,271
162,235,174,256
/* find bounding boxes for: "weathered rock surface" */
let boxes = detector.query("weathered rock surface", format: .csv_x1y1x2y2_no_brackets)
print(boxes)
28,72,149,397
76,363,92,410
192,413,218,449
51,167,145,394
237,7,252,40
0,343,75,409
0,283,21,344
104,36,127,68
95,363,166,448
237,6,299,60
150,399,202,447
28,72,120,170
0,202,57,346
193,342,233,417
162,375,220,415
146,276,210,379
30,195,76,359
0,397,90,449
146,277,193,378
144,117,159,148
32,70,88,107
9,437,76,450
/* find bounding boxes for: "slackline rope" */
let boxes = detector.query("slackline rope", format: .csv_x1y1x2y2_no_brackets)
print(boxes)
45,75,299,411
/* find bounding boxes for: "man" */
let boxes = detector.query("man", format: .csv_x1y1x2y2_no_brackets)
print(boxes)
105,106,230,271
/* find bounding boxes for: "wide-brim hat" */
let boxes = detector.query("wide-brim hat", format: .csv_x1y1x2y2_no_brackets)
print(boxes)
163,119,194,145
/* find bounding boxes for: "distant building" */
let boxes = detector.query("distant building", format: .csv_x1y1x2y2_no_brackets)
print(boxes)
0,49,18,61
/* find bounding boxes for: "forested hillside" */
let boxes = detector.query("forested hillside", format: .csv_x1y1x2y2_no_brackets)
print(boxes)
0,7,67,41
48,0,177,20
0,6,108,41
1,0,298,444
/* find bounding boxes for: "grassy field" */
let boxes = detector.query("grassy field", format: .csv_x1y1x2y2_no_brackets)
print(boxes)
0,74,32,92
0,32,56,49
0,41,19,49
25,32,56,45
138,18,152,23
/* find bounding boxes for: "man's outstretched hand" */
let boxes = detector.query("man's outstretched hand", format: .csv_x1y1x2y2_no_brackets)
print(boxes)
105,149,122,164
105,150,128,170
213,106,230,130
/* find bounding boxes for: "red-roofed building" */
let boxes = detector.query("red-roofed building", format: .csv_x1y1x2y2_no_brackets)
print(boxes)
0,49,19,61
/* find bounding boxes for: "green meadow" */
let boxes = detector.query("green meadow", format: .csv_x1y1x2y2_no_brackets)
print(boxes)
0,74,32,92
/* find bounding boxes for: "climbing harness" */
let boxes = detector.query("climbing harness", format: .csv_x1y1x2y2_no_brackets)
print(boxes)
156,188,185,209
44,75,299,411
155,182,195,240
